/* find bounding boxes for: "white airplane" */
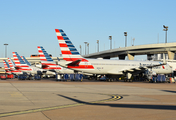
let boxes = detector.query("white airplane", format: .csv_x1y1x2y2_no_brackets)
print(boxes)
55,29,166,81
6,58,23,75
37,46,74,74
147,64,172,75
3,60,12,74
12,52,56,76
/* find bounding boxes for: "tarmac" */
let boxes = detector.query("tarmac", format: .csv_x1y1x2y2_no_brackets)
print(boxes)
0,79,176,120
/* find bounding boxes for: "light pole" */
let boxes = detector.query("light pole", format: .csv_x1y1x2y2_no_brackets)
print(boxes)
109,36,112,49
4,43,8,58
97,40,99,52
87,43,89,54
124,32,127,47
84,42,87,55
133,38,135,46
80,45,82,55
163,25,168,43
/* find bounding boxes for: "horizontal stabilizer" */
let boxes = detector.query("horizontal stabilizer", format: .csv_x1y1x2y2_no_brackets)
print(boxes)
67,59,82,66
41,64,49,69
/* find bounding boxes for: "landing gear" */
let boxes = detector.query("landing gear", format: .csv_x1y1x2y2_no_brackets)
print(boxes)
110,78,114,82
106,78,114,82
123,73,133,82
129,79,133,82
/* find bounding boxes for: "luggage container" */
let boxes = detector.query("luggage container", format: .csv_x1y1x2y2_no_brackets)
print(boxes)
34,75,41,80
56,73,83,81
75,74,83,81
70,74,75,81
18,75,26,80
157,75,166,83
63,74,69,81
152,76,157,83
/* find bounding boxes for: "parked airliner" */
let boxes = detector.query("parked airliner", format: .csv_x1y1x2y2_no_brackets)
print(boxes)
12,52,55,76
55,29,166,80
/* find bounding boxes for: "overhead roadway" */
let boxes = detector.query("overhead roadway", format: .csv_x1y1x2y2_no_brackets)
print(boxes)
83,42,176,60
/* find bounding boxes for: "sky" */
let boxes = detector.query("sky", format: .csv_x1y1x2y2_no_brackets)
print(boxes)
0,0,176,62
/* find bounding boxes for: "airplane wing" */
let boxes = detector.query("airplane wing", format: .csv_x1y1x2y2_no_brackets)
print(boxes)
123,63,166,73
108,63,166,74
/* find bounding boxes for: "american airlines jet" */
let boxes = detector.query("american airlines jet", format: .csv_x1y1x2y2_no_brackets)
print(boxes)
7,58,23,75
37,46,74,74
55,29,166,81
3,60,12,74
21,56,31,66
12,52,55,76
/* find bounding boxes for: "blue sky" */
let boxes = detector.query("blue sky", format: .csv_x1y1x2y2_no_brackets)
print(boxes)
0,0,176,60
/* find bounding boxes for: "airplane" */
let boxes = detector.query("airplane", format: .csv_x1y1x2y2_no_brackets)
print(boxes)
55,29,166,81
3,60,12,74
7,58,23,75
21,56,31,66
37,46,74,74
12,52,56,76
147,64,172,75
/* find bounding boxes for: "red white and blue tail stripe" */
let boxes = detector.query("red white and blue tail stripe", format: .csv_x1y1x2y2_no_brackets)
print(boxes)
55,29,84,61
3,60,11,74
7,58,23,75
8,58,16,69
12,52,32,72
21,56,31,66
37,46,61,70
55,29,94,69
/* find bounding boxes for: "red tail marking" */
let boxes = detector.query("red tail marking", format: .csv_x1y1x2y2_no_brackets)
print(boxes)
55,29,60,32
59,43,68,47
57,36,64,40
61,51,72,55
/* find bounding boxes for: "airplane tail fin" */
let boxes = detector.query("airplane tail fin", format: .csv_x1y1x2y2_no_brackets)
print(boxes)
37,46,61,70
3,60,12,74
55,29,94,69
55,29,86,62
37,46,54,62
12,52,27,66
8,58,16,69
7,58,23,74
21,56,31,66
3,60,10,70
12,52,31,72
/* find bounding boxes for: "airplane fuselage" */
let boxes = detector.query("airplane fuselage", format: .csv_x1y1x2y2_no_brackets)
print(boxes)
64,59,164,75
